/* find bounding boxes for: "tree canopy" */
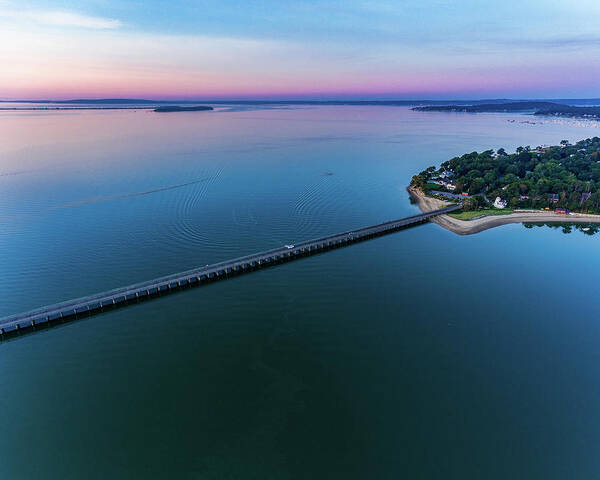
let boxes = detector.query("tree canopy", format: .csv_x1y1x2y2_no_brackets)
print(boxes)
411,137,600,212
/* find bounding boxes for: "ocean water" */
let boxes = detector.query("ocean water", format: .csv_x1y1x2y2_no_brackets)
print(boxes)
1,105,600,479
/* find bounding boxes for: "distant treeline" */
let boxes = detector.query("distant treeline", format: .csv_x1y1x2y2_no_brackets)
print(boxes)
413,101,600,119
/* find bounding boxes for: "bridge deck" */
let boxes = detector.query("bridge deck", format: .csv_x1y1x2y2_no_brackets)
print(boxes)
0,205,460,338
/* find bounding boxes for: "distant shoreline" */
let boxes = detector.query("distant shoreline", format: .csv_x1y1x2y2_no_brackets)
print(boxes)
412,101,600,120
0,106,157,111
2,98,600,114
408,187,600,235
0,105,214,112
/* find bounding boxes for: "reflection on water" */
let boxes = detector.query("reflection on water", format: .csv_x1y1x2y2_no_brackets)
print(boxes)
524,222,600,235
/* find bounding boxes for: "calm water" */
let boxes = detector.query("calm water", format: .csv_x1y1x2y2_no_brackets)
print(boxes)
2,106,600,479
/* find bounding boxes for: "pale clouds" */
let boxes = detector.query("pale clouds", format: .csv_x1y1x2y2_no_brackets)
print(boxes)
1,0,600,99
0,7,122,29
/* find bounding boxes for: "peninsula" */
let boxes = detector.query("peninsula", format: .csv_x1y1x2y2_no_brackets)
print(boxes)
409,137,600,234
412,101,600,120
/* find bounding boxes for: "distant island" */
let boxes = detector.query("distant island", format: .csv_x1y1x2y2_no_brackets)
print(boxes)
153,105,213,112
408,137,600,234
412,101,600,119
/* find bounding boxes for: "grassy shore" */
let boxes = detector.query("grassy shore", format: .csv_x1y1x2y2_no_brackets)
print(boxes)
448,208,514,220
408,186,600,235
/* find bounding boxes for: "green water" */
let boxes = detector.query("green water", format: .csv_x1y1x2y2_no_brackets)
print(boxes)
2,106,600,478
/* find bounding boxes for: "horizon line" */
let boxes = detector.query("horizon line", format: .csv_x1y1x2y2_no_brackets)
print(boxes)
3,97,600,104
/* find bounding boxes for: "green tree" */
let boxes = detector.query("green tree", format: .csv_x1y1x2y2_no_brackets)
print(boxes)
462,196,479,210
469,177,486,195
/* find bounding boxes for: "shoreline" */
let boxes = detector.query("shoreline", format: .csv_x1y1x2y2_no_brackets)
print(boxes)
408,187,600,235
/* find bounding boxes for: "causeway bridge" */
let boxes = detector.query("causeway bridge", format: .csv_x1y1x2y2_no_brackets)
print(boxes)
0,205,460,339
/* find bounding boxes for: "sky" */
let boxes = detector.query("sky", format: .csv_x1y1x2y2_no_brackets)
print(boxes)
1,0,600,100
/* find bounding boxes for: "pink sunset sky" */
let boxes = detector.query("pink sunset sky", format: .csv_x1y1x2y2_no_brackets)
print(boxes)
2,0,600,100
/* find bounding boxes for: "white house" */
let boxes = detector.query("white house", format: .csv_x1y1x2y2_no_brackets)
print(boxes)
493,197,507,209
441,180,456,191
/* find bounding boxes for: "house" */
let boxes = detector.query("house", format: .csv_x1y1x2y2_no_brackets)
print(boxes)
439,180,456,191
519,194,529,201
549,193,559,203
581,192,592,204
554,208,569,215
493,197,507,209
461,192,469,197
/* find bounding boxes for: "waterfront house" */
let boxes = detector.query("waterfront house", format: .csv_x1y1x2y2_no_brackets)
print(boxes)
549,193,559,203
519,194,529,201
581,192,592,204
493,197,507,209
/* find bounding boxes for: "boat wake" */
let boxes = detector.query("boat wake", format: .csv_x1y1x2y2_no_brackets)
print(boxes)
52,178,213,209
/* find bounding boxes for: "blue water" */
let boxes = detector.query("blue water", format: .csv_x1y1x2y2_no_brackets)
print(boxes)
1,105,600,478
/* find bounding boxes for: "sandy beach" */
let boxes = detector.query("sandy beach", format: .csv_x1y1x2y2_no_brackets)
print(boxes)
408,187,600,235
